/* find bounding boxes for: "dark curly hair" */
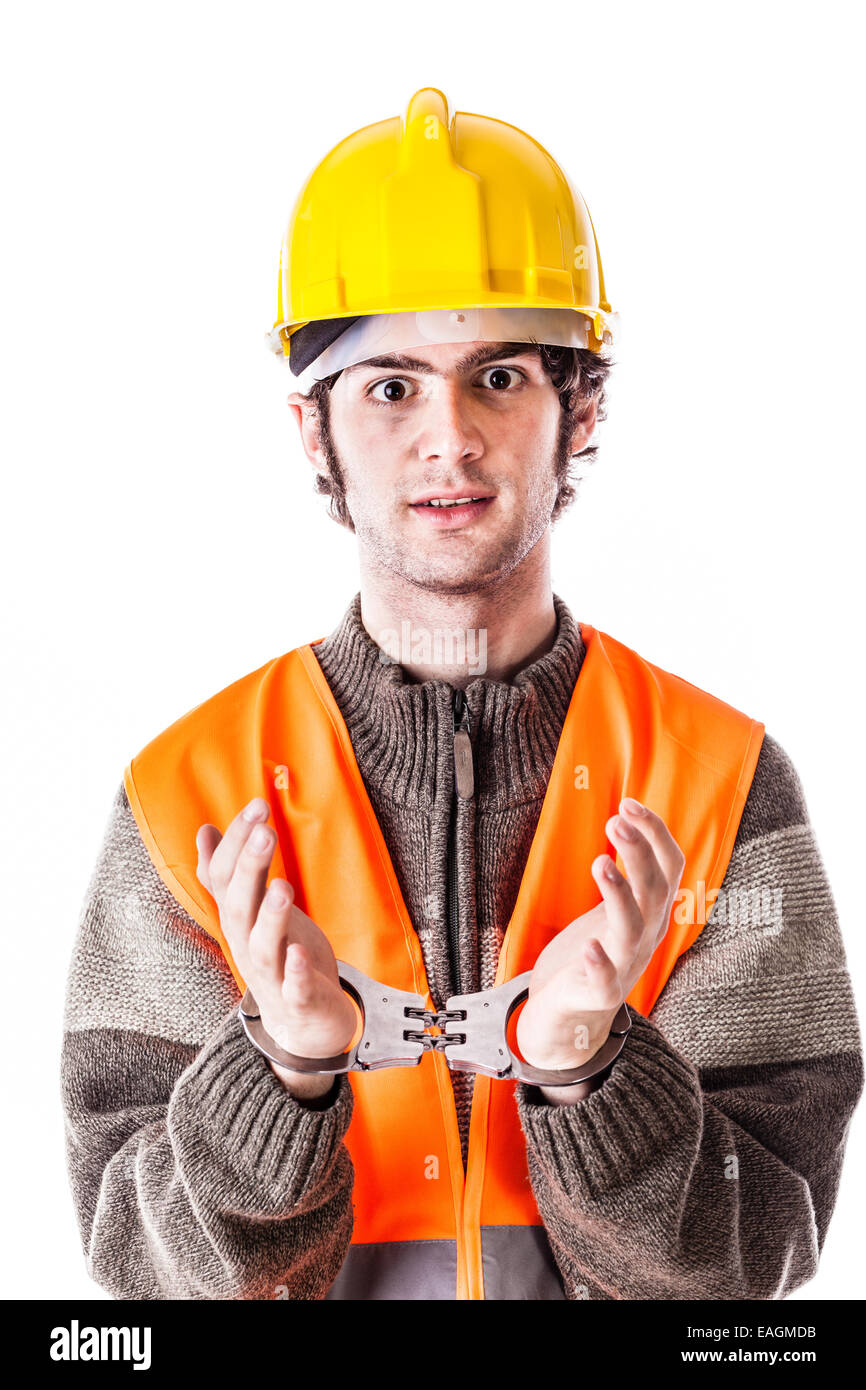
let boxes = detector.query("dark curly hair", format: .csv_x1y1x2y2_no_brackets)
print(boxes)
296,343,614,532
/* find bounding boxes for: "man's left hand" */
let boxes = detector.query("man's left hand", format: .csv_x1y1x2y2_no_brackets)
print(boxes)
515,798,686,1072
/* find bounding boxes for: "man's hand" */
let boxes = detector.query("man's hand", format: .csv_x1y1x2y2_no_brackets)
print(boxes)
195,798,359,1100
515,797,686,1091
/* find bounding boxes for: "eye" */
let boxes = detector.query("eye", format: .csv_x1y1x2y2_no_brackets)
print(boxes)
367,377,418,406
477,366,524,391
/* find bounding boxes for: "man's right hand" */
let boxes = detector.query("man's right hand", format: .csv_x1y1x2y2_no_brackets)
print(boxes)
195,797,359,1101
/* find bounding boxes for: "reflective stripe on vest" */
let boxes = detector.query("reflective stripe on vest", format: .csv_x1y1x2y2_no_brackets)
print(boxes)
123,623,765,1300
324,1227,566,1300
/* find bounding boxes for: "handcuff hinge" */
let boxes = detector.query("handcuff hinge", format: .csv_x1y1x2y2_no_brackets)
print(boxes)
403,1005,467,1051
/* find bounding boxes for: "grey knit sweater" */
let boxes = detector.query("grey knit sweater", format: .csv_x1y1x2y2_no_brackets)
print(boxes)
61,591,864,1299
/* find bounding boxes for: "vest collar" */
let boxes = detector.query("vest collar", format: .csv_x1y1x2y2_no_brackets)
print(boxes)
310,591,586,810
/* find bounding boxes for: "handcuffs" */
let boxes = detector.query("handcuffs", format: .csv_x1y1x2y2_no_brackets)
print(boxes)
239,960,631,1088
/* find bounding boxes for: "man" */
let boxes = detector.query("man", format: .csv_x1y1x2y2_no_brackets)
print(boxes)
61,88,862,1301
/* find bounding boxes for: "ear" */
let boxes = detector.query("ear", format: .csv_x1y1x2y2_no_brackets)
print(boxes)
287,390,329,481
567,394,599,455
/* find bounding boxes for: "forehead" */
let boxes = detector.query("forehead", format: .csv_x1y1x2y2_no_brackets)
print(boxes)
340,340,542,383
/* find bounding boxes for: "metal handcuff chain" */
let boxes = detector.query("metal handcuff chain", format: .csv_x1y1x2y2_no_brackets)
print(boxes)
239,959,631,1088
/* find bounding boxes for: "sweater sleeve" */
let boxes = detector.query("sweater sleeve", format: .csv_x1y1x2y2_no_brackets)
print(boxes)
514,733,864,1300
60,781,356,1301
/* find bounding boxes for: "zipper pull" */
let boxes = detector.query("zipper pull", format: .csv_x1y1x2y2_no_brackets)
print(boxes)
453,688,474,799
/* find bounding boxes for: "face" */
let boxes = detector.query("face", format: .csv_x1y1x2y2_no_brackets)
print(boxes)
289,340,595,596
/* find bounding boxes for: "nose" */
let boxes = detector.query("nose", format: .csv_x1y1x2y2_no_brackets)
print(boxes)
416,378,483,466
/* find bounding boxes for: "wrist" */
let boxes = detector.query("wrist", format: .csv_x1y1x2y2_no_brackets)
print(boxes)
268,1058,337,1103
519,1025,614,1076
240,998,342,1104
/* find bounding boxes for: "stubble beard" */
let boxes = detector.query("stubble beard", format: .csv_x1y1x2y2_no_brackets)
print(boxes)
319,415,574,597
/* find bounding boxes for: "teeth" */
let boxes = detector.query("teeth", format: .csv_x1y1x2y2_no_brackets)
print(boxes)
424,497,484,507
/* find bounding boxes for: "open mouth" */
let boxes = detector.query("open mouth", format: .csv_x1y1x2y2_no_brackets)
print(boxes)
409,496,495,525
412,496,491,508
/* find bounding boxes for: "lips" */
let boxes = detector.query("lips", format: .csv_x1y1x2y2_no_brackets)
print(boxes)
409,496,495,526
409,492,495,507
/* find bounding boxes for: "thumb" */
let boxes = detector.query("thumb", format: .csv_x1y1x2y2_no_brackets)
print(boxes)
581,938,622,1008
195,824,221,888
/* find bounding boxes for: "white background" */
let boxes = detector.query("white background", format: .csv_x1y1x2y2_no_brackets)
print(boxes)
2,0,864,1301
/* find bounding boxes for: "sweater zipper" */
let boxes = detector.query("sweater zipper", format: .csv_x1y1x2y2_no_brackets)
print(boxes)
448,688,474,994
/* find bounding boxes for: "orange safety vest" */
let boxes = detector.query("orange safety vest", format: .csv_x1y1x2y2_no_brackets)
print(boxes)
123,622,764,1300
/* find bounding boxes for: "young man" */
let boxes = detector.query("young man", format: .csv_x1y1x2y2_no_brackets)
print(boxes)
62,88,863,1301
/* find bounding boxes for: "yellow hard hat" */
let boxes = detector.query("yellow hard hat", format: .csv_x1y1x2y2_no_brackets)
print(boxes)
268,88,617,364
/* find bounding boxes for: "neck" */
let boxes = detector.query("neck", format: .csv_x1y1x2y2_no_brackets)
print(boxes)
358,540,557,687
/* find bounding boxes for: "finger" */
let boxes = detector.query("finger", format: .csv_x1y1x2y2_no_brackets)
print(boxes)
618,798,687,890
581,937,622,1010
281,941,319,1008
205,797,273,903
265,943,335,1059
591,852,644,969
246,879,295,992
195,824,222,893
221,817,278,943
605,811,672,926
654,912,672,949
279,942,356,1035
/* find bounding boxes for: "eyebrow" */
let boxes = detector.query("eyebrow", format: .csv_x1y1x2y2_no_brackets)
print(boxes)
343,341,541,379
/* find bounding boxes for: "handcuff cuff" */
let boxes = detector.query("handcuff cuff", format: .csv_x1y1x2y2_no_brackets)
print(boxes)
239,960,631,1088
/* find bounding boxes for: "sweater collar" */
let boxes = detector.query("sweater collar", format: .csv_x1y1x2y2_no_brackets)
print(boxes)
310,591,586,810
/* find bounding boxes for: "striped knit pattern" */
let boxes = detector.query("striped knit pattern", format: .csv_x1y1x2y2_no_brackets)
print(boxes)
61,782,356,1300
60,591,863,1299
